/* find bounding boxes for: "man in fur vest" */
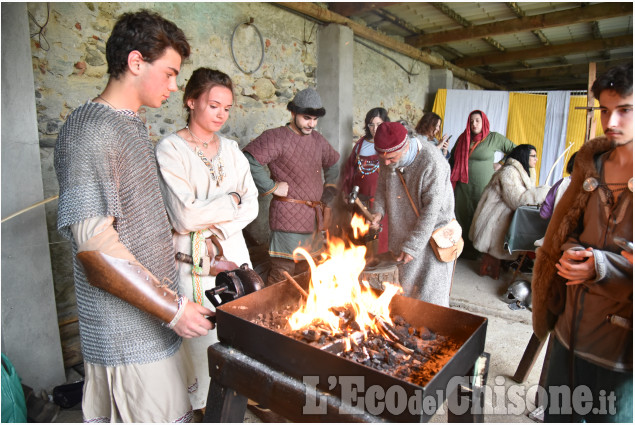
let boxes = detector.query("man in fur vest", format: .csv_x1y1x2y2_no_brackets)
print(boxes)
244,88,340,286
369,122,456,307
532,63,632,422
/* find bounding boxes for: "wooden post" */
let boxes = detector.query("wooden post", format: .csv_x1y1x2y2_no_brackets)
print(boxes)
586,62,597,142
512,333,547,383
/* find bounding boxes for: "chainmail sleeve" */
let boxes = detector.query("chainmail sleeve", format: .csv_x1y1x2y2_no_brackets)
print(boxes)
55,102,182,366
55,104,122,240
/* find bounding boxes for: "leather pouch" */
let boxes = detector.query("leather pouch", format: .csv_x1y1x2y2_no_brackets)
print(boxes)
430,219,464,262
206,236,239,276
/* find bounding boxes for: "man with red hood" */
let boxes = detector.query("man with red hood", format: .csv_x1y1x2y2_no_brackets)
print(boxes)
449,110,516,259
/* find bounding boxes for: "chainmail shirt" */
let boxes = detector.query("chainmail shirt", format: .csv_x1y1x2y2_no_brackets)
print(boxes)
55,101,181,366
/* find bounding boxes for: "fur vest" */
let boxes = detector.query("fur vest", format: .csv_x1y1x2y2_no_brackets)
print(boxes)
470,158,549,260
531,136,615,340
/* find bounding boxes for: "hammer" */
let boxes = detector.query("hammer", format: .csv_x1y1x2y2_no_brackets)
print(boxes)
347,186,375,222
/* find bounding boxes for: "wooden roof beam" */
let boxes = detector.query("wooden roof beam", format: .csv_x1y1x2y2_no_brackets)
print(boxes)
371,9,467,60
327,3,401,18
454,34,633,68
372,8,420,35
488,58,632,80
274,2,504,90
505,79,590,91
431,2,506,52
406,3,632,48
505,2,551,46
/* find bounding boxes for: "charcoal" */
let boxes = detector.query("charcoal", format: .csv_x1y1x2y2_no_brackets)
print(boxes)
351,347,370,363
413,339,432,355
252,302,459,387
393,326,410,341
419,326,435,340
348,321,361,332
301,329,321,342
384,349,397,366
393,315,407,326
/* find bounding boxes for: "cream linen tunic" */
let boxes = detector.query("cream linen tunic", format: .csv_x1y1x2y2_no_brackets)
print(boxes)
71,217,196,422
156,133,258,409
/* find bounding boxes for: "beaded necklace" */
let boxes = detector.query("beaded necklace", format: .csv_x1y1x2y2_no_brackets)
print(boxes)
194,142,225,187
357,156,379,177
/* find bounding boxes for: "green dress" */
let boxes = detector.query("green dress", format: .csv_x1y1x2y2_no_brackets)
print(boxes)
450,131,515,259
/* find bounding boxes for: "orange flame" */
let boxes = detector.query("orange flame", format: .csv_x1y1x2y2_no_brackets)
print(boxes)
288,215,401,347
350,213,369,239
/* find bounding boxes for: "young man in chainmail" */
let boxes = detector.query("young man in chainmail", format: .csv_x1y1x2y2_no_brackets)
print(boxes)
54,10,213,422
243,88,340,286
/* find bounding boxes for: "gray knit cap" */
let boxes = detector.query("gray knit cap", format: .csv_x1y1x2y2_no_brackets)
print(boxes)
287,88,326,117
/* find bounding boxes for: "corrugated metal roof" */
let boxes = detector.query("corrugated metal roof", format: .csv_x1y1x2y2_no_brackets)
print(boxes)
324,1,633,90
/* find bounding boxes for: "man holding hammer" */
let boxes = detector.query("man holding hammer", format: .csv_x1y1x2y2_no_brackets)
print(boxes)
369,122,456,307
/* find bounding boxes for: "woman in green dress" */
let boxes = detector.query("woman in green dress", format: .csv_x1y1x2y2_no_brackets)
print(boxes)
450,110,516,259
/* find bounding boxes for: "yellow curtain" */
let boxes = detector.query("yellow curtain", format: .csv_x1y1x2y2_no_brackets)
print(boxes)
563,97,604,177
429,89,605,180
507,92,547,183
432,89,447,133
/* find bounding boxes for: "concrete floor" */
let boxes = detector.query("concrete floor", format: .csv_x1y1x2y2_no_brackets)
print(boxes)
54,257,547,423
438,258,546,423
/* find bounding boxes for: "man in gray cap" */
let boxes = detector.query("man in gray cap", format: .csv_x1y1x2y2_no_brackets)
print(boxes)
244,88,340,285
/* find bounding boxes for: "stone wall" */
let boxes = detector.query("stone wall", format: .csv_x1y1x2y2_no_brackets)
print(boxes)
27,2,475,366
29,2,320,147
352,39,431,141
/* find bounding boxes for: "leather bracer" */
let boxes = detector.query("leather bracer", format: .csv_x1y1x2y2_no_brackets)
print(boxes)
77,250,179,324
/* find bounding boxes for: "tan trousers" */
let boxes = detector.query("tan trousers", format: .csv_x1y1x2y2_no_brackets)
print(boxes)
82,345,196,422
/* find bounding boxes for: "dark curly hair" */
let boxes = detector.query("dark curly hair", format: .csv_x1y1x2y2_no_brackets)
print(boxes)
183,68,234,122
363,107,390,140
106,10,190,80
286,103,326,118
507,144,536,176
415,112,441,138
591,63,633,100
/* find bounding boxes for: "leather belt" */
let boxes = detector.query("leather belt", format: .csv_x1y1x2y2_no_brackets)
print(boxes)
274,196,327,231
274,196,324,209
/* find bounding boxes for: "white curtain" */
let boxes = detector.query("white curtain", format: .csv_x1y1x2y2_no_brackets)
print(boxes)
443,89,510,152
539,91,571,185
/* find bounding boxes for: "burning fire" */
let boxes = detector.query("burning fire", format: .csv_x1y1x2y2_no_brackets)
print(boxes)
288,214,402,345
350,212,369,240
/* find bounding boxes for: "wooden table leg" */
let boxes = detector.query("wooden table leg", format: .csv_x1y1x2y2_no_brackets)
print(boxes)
512,333,547,383
202,379,248,422
535,334,553,407
447,353,489,423
203,343,382,422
